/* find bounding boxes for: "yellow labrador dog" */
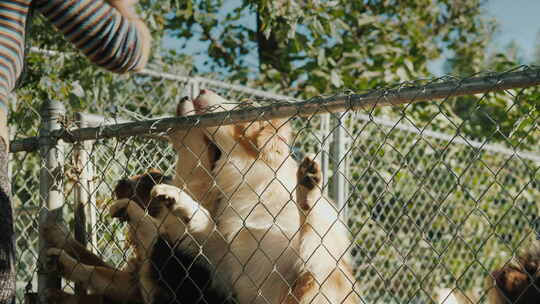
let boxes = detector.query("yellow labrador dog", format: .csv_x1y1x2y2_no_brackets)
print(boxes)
169,90,358,304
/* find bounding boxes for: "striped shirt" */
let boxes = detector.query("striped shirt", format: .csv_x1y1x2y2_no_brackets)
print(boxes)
0,0,148,113
0,1,148,303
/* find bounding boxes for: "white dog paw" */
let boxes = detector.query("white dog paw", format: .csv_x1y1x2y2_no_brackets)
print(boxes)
151,184,182,207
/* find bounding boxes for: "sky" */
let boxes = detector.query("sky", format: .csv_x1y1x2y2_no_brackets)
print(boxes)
487,0,540,62
428,0,540,75
163,1,540,77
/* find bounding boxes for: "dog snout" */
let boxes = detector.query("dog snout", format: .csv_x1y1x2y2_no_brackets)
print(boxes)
193,89,215,113
177,96,195,116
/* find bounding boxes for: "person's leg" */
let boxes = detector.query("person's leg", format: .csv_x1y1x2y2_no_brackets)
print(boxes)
0,101,15,304
0,0,151,301
0,2,31,300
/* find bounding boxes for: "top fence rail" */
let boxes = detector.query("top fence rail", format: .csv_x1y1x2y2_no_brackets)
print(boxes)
11,49,540,304
10,50,540,153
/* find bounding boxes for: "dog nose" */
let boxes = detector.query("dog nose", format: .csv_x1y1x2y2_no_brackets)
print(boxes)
177,97,194,116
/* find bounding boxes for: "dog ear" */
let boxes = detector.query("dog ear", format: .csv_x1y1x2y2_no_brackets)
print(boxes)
256,119,291,162
133,173,159,205
233,119,292,162
114,179,134,199
147,168,163,175
496,267,529,297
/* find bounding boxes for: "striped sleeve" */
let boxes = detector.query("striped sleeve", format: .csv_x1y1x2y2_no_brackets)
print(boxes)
0,1,30,300
0,0,31,96
34,0,150,73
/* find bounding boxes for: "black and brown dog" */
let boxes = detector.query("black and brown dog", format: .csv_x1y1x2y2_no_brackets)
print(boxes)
488,242,540,304
42,169,234,304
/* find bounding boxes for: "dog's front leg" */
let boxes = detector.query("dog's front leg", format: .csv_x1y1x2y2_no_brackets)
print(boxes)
110,198,160,252
41,216,112,268
46,248,139,302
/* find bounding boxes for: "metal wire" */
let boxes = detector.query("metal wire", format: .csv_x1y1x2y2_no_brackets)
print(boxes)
8,51,540,303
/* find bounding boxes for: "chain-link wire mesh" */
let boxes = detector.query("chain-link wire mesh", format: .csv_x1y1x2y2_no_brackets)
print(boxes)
8,61,540,303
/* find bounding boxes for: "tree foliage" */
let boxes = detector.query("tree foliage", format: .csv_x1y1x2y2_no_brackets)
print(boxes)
9,2,540,302
160,0,540,149
167,0,492,95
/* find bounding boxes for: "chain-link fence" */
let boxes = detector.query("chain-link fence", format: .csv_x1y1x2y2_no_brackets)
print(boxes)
8,59,540,303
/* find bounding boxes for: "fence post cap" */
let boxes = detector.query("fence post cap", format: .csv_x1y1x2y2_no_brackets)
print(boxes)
40,99,65,117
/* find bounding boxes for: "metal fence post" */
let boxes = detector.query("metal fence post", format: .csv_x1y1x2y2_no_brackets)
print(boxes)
72,113,96,297
189,79,200,99
38,100,65,303
320,113,330,195
329,113,349,219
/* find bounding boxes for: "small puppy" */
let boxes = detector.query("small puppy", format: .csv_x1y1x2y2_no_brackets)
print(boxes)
42,170,171,304
169,91,358,303
488,242,540,304
43,170,232,304
109,183,233,304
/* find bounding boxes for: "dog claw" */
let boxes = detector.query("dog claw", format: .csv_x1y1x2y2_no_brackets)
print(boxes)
298,155,322,190
151,184,180,208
